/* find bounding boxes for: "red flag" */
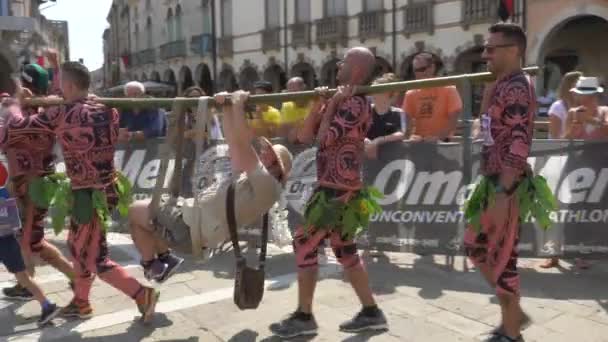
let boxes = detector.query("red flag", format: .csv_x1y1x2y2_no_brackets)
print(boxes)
498,0,515,21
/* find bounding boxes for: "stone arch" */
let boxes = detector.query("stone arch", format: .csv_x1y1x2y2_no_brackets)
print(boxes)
454,45,486,116
263,63,287,92
290,62,317,89
238,64,260,91
195,63,213,96
178,65,194,94
320,58,340,87
218,64,238,92
534,14,608,95
150,71,161,82
372,56,393,81
163,68,177,96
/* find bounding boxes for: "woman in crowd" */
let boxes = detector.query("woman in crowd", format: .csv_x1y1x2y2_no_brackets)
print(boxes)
547,71,582,139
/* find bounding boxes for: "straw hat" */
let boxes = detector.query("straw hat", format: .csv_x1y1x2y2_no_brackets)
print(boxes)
571,77,604,95
258,137,292,182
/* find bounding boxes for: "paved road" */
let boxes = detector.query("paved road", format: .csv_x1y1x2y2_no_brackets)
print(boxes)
1,231,607,341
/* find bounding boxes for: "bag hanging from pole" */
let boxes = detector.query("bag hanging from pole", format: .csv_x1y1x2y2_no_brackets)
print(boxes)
226,181,268,310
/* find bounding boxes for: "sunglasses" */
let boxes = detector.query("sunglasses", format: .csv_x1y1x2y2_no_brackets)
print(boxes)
483,43,516,54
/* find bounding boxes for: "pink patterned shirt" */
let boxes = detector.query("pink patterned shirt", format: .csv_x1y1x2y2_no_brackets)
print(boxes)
316,95,372,192
1,99,119,189
480,71,536,176
0,99,55,178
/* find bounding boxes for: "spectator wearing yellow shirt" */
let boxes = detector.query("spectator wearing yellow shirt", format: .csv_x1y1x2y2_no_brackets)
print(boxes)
249,80,281,137
281,77,311,126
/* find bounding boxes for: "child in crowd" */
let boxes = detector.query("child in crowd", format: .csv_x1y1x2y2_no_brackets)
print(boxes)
0,160,61,326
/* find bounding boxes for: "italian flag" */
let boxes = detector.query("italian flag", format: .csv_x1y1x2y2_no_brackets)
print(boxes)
498,0,515,21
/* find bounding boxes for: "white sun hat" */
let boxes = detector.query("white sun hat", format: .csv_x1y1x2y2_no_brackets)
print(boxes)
571,76,604,95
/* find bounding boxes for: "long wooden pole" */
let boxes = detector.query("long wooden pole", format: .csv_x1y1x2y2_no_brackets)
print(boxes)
23,66,539,109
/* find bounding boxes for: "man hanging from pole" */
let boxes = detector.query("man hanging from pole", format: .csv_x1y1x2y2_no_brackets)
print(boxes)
127,90,293,282
270,47,387,338
0,62,159,323
464,23,536,342
1,49,76,300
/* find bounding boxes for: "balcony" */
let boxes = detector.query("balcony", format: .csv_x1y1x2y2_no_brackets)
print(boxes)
462,0,496,27
190,33,213,56
403,2,434,36
315,16,348,48
0,16,37,31
291,22,311,48
261,27,281,51
159,40,186,60
218,36,233,58
133,48,156,66
358,11,385,42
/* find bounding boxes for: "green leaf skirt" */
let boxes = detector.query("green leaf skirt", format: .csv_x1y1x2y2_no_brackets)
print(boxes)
463,174,557,233
28,172,133,235
303,186,384,240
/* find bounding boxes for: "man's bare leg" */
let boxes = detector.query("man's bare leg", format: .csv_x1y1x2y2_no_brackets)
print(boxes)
39,243,75,279
297,268,318,313
129,222,158,262
345,266,376,307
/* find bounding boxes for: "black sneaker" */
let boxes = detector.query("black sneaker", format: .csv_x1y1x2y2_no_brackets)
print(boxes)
484,333,525,342
491,312,532,335
144,259,167,282
269,312,319,339
158,253,184,283
2,284,34,301
339,308,388,333
38,303,61,326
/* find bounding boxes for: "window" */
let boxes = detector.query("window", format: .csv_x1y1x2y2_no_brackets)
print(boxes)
266,0,281,28
166,8,174,41
364,0,383,12
221,0,232,36
146,17,153,49
175,5,183,40
202,0,212,33
0,0,8,16
295,0,310,23
324,0,346,17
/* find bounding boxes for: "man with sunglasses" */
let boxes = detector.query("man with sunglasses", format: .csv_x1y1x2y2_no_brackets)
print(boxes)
401,52,462,142
126,91,292,283
464,23,536,342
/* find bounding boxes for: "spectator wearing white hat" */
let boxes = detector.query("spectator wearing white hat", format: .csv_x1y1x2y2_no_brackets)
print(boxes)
563,77,608,141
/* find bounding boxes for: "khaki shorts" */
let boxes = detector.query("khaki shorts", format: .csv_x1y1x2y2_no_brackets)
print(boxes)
182,162,282,249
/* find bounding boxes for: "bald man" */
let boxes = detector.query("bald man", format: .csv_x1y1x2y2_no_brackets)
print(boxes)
281,77,312,136
271,47,388,338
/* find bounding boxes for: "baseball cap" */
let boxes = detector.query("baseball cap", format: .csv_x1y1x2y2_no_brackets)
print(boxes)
253,80,273,93
21,63,49,95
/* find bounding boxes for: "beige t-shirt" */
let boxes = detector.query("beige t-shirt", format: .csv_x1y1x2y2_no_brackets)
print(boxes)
181,161,282,249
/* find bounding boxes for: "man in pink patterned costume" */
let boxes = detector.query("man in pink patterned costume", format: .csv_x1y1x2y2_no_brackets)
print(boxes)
270,47,387,339
0,62,158,322
0,51,75,300
464,24,536,342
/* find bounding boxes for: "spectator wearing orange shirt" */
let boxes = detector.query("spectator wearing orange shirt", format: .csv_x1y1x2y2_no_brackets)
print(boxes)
401,52,463,142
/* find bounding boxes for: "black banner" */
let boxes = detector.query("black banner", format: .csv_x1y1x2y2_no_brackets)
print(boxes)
46,139,608,258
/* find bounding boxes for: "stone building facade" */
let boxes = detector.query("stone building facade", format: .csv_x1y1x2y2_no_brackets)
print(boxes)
0,0,70,93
